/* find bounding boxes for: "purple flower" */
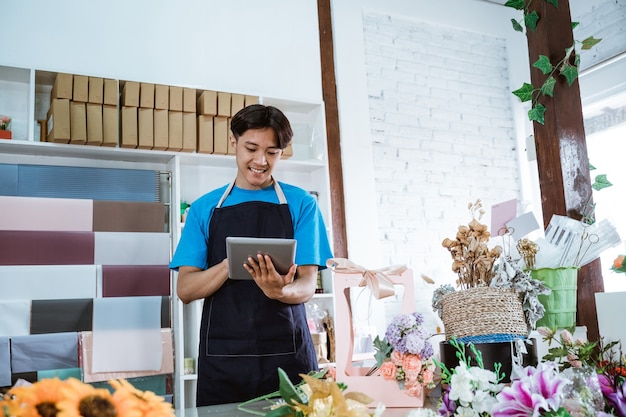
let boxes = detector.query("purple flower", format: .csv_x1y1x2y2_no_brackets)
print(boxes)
438,385,457,416
492,362,571,417
598,374,626,417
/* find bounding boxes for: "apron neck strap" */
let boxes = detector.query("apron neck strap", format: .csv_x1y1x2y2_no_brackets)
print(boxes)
216,178,287,208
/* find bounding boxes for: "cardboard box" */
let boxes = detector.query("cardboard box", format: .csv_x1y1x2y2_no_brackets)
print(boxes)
50,73,73,100
86,103,103,146
153,108,168,150
47,98,71,143
244,95,259,107
281,143,293,159
88,77,104,104
120,106,138,148
103,79,119,106
183,88,196,112
121,81,140,107
213,116,229,154
217,92,231,117
197,115,213,154
70,101,87,145
182,112,196,152
168,86,182,111
197,90,217,116
231,94,245,116
72,75,89,102
138,108,154,149
168,111,183,151
226,118,235,155
102,104,119,147
155,84,170,110
140,83,155,108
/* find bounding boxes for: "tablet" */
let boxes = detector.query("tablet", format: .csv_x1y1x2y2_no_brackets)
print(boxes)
226,236,297,280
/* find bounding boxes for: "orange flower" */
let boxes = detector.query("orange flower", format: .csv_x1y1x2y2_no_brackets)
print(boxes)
613,255,625,270
402,354,422,382
379,361,397,380
4,378,69,417
56,378,137,417
108,380,173,417
390,350,404,366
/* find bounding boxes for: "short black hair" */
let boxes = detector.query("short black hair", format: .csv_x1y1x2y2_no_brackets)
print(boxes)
230,104,293,149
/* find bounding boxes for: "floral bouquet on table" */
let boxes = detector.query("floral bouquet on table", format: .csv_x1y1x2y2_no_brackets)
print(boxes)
372,312,436,399
237,367,385,417
0,378,174,417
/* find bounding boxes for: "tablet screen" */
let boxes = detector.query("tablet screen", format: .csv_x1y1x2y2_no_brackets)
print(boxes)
226,236,297,280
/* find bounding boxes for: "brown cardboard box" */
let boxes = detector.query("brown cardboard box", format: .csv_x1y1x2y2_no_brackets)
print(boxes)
197,90,217,116
103,79,119,106
120,106,138,148
217,92,231,117
70,101,87,144
227,117,235,155
102,104,119,147
50,73,73,100
73,75,89,102
213,116,229,154
231,94,245,116
88,77,104,104
140,83,155,108
86,103,103,146
153,108,168,150
182,112,196,152
281,143,293,159
168,86,182,111
183,88,196,112
155,84,169,110
47,98,71,143
197,115,213,154
167,111,183,151
244,95,259,107
138,108,154,149
121,81,140,107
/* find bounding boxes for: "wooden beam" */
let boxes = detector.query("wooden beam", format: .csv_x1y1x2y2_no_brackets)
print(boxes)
525,0,603,341
317,0,349,258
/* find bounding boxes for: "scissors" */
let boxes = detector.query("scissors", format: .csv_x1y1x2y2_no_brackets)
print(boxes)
574,230,599,266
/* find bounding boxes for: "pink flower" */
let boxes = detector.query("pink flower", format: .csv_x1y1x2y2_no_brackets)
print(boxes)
390,350,404,366
402,354,422,382
421,368,434,385
379,361,397,380
560,329,573,345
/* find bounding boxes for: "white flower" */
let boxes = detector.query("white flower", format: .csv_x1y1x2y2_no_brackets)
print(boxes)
455,405,482,417
470,388,498,414
405,408,438,417
448,366,476,406
468,367,498,392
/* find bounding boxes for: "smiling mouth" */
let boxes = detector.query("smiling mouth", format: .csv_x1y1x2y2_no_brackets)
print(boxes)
249,166,267,174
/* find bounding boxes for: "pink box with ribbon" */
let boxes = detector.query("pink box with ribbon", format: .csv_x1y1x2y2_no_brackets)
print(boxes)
328,258,425,408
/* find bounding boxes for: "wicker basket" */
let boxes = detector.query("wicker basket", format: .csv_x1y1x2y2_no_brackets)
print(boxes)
441,287,528,342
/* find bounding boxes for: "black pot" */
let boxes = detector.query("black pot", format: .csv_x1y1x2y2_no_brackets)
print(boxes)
439,338,538,383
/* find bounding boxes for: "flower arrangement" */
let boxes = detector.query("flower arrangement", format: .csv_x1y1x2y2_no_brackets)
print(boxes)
0,378,174,417
612,255,626,274
237,367,384,417
0,115,10,131
441,199,503,289
372,312,436,399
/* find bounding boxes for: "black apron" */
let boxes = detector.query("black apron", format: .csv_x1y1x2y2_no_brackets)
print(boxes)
196,180,318,406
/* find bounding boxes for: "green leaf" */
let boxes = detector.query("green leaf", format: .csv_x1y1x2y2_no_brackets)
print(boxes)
571,21,579,30
560,63,578,86
504,0,525,9
581,36,602,50
589,162,596,170
525,10,540,31
511,18,524,32
592,174,613,191
528,103,546,125
533,55,554,74
544,407,572,417
546,0,559,8
540,76,556,97
574,52,581,68
277,368,305,405
513,82,535,102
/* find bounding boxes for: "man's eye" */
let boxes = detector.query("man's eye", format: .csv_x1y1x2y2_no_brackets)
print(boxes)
246,147,256,153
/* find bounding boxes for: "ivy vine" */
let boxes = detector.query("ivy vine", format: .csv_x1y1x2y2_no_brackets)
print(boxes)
505,0,602,124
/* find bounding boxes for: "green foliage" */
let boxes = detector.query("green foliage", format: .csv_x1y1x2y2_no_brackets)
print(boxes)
372,335,393,367
505,0,602,125
592,174,613,191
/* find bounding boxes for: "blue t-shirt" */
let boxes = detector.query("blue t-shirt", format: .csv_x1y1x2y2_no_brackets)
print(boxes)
169,181,333,271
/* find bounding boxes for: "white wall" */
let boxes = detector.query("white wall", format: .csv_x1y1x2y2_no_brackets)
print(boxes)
1,0,322,102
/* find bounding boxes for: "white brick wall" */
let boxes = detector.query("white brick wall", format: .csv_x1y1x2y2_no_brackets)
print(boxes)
363,12,522,283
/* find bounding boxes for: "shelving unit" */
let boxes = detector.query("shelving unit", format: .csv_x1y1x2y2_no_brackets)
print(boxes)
0,64,335,410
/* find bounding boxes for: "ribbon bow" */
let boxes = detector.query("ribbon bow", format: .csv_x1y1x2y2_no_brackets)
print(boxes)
326,258,408,300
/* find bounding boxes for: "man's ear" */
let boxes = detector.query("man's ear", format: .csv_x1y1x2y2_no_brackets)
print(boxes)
230,135,236,151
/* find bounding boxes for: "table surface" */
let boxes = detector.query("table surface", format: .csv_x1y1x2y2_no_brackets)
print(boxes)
175,387,441,417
